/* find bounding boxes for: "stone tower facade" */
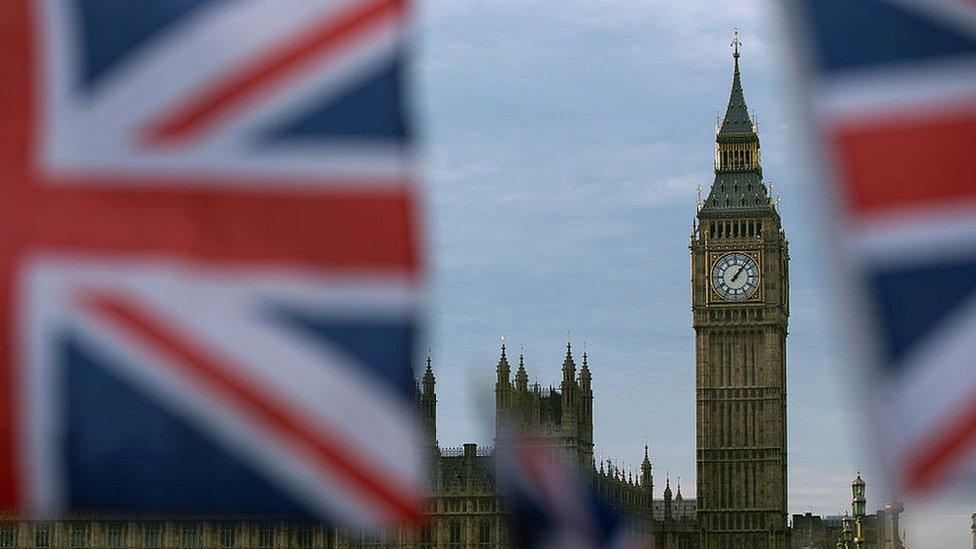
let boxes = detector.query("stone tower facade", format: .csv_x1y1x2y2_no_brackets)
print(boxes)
691,35,790,549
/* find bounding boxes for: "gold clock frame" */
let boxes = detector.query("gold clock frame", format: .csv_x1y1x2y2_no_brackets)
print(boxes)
707,250,763,304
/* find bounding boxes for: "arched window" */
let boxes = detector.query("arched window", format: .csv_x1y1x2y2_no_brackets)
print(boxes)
449,521,462,547
478,521,492,547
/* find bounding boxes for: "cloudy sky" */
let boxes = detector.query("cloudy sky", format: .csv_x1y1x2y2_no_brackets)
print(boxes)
412,1,971,544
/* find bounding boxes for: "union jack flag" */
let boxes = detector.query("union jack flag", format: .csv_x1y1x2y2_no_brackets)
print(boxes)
0,0,426,527
781,0,976,496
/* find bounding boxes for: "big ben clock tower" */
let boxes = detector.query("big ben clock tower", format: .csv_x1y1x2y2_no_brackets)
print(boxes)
691,32,789,549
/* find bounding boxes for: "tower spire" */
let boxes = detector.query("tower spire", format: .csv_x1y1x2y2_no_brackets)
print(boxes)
701,28,770,215
718,27,753,139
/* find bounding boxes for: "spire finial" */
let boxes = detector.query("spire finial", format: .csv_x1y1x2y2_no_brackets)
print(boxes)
732,27,741,59
422,346,435,389
644,445,649,460
500,335,506,357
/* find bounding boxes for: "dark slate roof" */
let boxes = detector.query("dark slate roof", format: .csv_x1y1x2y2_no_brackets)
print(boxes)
718,52,755,141
701,171,771,215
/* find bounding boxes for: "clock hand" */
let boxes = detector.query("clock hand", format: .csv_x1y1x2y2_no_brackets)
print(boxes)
731,264,747,283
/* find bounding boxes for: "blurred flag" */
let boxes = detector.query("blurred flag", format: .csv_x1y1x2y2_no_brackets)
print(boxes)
781,0,976,496
498,435,646,549
0,0,425,527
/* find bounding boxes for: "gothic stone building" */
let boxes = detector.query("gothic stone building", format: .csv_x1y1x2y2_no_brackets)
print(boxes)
396,344,699,548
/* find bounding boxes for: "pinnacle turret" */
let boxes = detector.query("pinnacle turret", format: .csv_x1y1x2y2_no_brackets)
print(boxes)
422,352,435,393
664,472,674,521
579,344,592,389
494,337,513,435
562,341,576,380
640,445,652,493
515,351,528,391
496,337,511,382
418,350,437,448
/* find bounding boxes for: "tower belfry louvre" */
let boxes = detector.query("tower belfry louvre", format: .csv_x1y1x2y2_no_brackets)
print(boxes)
691,30,790,549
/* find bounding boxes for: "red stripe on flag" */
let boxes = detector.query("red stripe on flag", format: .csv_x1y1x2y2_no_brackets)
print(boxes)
142,0,407,145
829,101,976,216
14,183,421,276
0,0,33,510
81,291,425,524
903,385,976,495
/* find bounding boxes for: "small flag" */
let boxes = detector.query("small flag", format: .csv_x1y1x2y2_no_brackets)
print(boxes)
780,0,976,496
498,435,647,548
0,0,426,528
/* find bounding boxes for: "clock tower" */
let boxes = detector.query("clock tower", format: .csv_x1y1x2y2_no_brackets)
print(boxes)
691,33,789,549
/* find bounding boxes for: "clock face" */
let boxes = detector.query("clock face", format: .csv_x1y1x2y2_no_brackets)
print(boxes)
712,252,760,301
